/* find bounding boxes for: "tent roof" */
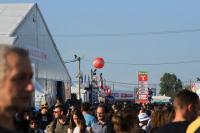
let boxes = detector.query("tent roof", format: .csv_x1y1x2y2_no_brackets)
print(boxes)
0,3,34,36
0,35,16,44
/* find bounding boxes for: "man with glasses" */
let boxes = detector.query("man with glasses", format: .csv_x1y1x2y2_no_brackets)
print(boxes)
46,104,69,133
91,105,113,133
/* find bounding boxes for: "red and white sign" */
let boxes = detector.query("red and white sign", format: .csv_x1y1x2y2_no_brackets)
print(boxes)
139,95,148,99
138,89,148,95
138,72,148,81
137,71,149,102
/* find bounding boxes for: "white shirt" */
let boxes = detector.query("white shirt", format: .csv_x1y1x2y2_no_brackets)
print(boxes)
72,126,91,133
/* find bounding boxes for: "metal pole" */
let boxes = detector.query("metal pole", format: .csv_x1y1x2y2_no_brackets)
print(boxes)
137,72,139,103
113,82,114,91
91,69,93,103
78,57,81,100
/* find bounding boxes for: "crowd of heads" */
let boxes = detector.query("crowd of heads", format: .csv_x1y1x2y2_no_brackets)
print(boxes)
0,45,200,133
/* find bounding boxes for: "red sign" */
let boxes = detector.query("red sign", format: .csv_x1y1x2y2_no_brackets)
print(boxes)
138,72,148,81
137,71,149,103
139,94,148,99
137,99,148,104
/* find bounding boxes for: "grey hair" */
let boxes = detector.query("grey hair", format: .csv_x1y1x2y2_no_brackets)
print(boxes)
0,45,29,82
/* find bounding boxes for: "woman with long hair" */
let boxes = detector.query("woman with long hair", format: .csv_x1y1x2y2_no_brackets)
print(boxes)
68,109,91,133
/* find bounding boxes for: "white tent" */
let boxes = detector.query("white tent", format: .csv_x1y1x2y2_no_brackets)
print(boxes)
152,95,171,103
34,81,47,110
71,85,88,102
0,3,72,106
34,81,45,93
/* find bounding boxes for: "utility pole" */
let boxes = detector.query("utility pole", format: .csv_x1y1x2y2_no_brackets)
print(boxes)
64,55,83,101
78,57,81,100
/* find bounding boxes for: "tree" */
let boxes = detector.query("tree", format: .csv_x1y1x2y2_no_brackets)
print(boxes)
160,73,183,97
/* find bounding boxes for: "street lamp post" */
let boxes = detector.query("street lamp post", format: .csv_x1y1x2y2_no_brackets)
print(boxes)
65,55,82,100
77,57,81,100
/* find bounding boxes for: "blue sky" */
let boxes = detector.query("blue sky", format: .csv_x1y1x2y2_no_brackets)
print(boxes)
2,0,200,90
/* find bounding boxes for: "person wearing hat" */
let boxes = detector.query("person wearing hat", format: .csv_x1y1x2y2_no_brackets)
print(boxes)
138,112,150,132
36,101,53,132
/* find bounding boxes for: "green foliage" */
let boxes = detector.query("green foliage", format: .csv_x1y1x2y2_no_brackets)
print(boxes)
160,73,183,97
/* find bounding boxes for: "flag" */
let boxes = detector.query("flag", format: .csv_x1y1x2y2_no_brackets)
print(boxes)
99,78,103,89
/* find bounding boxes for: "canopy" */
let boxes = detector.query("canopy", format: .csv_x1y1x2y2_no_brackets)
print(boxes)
152,95,171,103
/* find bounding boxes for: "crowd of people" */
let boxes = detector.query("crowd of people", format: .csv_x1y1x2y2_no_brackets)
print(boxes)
0,45,200,133
3,91,200,133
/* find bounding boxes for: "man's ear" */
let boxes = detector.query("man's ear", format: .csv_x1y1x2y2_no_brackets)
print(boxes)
61,111,64,115
187,104,192,112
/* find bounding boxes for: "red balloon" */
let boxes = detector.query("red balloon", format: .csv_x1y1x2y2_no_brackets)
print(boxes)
93,57,104,69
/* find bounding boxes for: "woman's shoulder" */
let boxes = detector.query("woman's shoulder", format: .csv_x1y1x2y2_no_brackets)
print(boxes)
86,126,92,133
73,126,80,133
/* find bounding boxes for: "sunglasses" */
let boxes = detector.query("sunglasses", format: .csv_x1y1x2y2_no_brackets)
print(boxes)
30,121,36,125
53,111,60,113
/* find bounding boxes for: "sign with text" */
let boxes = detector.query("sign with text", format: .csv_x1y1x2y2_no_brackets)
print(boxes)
112,91,134,100
138,71,148,81
137,71,148,103
139,94,148,99
25,46,48,62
